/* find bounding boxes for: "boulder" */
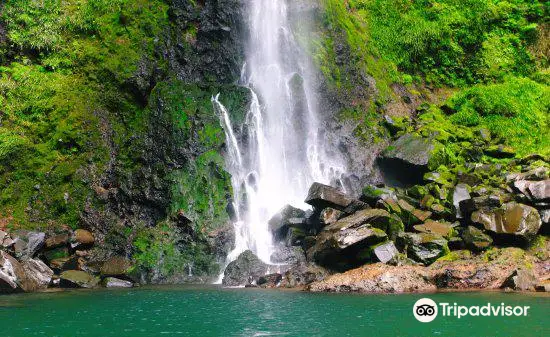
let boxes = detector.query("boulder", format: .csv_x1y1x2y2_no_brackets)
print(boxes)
0,230,14,248
308,210,390,271
527,180,550,202
21,259,54,291
13,231,45,259
396,232,449,265
59,270,99,288
373,241,399,264
71,229,94,249
396,199,432,226
279,263,330,288
360,185,396,206
270,246,306,265
49,256,83,272
0,251,25,293
305,182,367,213
413,220,456,239
461,226,493,251
378,133,444,185
257,273,282,288
44,233,69,249
102,277,133,288
471,202,542,241
501,268,537,291
268,205,307,239
452,184,471,219
222,250,268,286
100,256,133,277
320,208,343,226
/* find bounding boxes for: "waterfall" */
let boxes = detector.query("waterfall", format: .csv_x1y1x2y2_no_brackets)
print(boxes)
214,0,346,277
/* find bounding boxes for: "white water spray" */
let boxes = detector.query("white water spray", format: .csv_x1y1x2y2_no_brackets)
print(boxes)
214,0,346,276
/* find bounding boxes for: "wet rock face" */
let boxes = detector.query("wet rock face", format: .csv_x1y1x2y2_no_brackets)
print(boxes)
461,226,493,251
59,270,100,289
308,209,391,271
396,232,449,265
21,259,54,291
0,251,25,293
471,202,542,241
222,250,268,286
268,205,307,238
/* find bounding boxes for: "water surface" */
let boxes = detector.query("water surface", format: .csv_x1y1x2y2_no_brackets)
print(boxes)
1,286,548,336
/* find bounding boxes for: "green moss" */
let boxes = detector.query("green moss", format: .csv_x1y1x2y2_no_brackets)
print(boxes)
0,0,171,228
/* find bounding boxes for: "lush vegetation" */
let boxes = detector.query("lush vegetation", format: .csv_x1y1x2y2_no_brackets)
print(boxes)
318,0,549,156
0,0,171,228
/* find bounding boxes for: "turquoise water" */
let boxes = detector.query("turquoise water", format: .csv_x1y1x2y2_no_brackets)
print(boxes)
1,286,548,336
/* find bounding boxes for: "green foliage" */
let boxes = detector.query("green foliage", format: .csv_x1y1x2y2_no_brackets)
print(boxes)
447,77,550,155
322,0,546,87
0,0,170,228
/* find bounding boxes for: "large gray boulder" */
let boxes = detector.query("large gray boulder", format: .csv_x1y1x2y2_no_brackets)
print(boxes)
268,205,306,239
270,246,306,265
305,182,367,213
222,250,268,286
12,231,45,259
0,251,25,293
22,259,53,291
59,270,99,288
373,241,399,264
471,202,542,241
396,232,449,265
307,209,390,271
102,277,133,288
378,133,444,185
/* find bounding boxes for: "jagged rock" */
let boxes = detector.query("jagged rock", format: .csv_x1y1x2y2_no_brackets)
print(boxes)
21,259,54,291
396,232,449,265
102,277,133,288
257,273,282,288
308,209,390,270
373,241,399,264
501,268,537,291
305,182,367,213
528,180,550,202
471,202,542,240
280,263,330,288
452,184,470,219
59,270,99,288
308,263,435,293
208,223,235,261
270,246,306,265
12,231,45,259
285,227,307,246
461,226,493,251
541,209,550,224
44,233,69,249
459,194,505,215
100,256,133,277
71,229,94,249
222,250,268,286
0,230,13,248
413,220,456,239
396,199,432,225
379,133,444,185
268,205,306,238
0,251,26,293
49,256,83,272
320,208,343,226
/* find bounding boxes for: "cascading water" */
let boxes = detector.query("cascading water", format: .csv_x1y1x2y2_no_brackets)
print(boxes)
214,0,346,276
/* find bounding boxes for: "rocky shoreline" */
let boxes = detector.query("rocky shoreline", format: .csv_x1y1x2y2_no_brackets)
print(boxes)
221,130,550,294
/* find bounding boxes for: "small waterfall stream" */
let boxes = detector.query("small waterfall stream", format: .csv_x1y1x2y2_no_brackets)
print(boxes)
214,0,346,279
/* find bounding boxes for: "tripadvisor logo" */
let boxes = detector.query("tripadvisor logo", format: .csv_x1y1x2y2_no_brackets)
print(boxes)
413,298,531,323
